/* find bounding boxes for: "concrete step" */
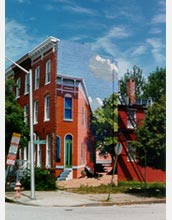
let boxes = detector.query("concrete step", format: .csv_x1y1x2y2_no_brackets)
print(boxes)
57,169,72,181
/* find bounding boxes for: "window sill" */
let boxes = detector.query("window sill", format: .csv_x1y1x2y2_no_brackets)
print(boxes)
44,119,50,122
64,119,73,122
45,82,51,85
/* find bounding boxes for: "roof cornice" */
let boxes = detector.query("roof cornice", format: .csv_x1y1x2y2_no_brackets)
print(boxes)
28,36,60,60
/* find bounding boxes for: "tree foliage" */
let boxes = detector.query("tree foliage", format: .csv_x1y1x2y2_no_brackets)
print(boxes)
120,66,166,170
5,79,29,155
133,95,166,170
143,67,166,102
92,93,118,157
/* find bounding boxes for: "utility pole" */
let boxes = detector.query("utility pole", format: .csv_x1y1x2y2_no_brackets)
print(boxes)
5,56,35,199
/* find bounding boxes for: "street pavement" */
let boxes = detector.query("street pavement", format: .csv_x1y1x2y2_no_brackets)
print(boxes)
5,190,166,207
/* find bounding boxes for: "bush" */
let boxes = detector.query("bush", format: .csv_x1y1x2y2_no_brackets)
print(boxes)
21,167,57,191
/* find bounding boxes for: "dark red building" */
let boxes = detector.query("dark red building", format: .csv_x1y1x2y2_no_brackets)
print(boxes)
117,79,165,182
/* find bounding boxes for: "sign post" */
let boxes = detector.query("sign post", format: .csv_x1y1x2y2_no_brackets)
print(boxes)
107,143,123,201
5,133,21,184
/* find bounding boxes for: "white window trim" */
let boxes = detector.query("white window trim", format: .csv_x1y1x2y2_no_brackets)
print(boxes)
37,136,41,167
46,134,51,168
24,73,30,95
64,94,73,121
44,95,50,121
16,78,21,98
34,66,40,90
45,60,51,84
82,107,84,125
34,100,38,124
24,104,29,124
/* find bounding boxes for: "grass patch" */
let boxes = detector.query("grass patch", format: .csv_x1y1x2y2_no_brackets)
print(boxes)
67,181,165,198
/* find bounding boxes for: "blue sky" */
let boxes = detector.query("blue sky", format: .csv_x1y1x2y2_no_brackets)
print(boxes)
5,0,166,110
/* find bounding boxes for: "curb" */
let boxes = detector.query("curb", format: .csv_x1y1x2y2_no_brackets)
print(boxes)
5,196,166,207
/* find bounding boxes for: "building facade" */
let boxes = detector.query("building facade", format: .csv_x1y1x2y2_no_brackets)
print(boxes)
6,36,94,180
117,79,165,182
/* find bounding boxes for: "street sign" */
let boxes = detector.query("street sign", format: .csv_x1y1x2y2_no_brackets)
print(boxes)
33,140,46,144
6,133,21,166
115,143,122,155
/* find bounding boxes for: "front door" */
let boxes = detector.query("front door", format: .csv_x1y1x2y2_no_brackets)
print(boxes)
65,135,72,168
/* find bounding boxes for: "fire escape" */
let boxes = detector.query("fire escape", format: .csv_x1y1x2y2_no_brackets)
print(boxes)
117,79,146,183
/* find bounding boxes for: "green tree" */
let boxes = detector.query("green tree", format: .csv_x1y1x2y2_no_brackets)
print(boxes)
133,95,166,170
5,79,29,155
92,93,118,158
120,65,146,98
143,67,166,102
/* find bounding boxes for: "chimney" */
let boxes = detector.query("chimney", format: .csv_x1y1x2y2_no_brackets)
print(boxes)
126,79,135,104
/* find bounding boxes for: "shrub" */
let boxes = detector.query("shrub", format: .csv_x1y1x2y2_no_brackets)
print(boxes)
21,167,57,191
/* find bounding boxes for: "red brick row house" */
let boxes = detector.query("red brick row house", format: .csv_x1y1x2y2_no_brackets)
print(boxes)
117,79,165,182
96,79,165,183
6,36,94,180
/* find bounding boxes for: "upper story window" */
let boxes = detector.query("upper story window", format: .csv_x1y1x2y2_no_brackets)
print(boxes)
24,73,30,94
44,94,50,121
16,78,21,98
34,100,38,124
127,109,136,129
45,60,51,84
24,104,29,124
64,95,72,120
34,66,40,90
82,107,84,125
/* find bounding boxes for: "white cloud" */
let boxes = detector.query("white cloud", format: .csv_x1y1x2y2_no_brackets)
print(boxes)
108,26,132,39
96,97,103,106
117,58,133,77
92,25,134,77
16,0,30,3
131,45,147,56
146,38,165,63
88,96,103,111
89,55,118,82
63,5,96,15
149,28,162,34
151,13,166,24
6,19,31,62
5,19,43,66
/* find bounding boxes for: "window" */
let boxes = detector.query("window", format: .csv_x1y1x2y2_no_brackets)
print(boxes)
34,100,38,124
36,136,42,167
45,60,51,84
44,95,50,121
82,107,84,125
46,134,51,168
24,73,30,94
65,135,72,167
34,66,40,89
81,143,85,164
16,78,21,98
127,109,136,129
56,136,61,162
64,96,72,120
24,104,29,124
127,141,136,162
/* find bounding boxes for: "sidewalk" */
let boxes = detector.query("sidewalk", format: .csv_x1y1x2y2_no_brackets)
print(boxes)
5,190,166,207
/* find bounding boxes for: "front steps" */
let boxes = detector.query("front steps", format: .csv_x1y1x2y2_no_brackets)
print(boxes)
57,169,72,181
